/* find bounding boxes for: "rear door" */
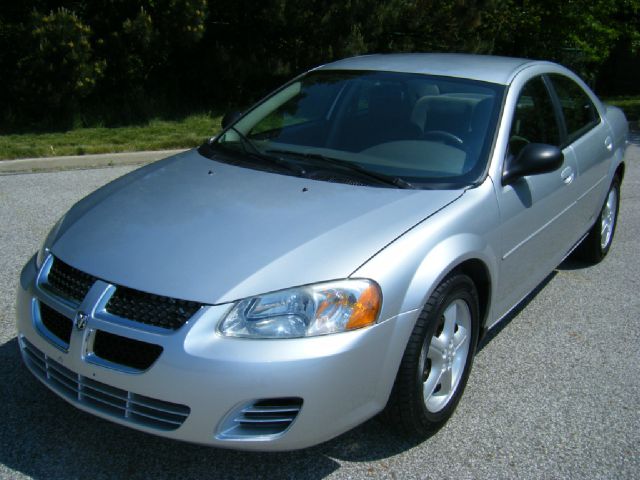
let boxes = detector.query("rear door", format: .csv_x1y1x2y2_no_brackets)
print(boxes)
546,74,612,233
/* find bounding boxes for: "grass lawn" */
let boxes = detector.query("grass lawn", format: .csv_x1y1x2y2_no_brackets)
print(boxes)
604,96,640,126
0,114,222,160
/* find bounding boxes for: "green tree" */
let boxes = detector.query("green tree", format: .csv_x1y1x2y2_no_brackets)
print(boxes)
496,0,639,84
11,8,104,128
82,0,207,123
1,0,638,130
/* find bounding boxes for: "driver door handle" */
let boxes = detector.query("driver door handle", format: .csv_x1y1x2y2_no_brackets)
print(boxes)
561,166,575,185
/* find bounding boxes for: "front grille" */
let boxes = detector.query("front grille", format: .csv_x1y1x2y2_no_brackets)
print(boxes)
44,257,96,304
42,256,203,331
20,338,189,431
40,303,73,345
93,330,163,370
106,286,202,330
220,398,303,438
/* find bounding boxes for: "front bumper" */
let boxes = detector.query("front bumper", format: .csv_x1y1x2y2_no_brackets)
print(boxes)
16,255,416,451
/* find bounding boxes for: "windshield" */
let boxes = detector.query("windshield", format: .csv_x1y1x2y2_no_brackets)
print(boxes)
210,70,504,189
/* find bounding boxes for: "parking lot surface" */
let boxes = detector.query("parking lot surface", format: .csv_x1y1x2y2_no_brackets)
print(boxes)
0,145,638,479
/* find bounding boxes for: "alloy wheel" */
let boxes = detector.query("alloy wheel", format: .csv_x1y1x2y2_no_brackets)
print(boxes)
421,299,472,413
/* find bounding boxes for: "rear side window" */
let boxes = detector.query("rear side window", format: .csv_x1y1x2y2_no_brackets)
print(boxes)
509,76,561,157
548,74,600,144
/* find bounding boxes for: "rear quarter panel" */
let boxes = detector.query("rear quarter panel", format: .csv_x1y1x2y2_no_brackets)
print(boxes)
603,104,629,151
603,104,629,180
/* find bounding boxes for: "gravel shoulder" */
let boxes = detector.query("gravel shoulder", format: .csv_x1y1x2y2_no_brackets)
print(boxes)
0,147,638,479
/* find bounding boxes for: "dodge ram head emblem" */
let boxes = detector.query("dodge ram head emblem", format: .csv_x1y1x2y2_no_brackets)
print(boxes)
74,311,89,330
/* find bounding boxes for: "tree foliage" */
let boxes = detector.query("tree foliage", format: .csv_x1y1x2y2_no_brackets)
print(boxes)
6,8,104,128
497,0,638,83
0,0,637,131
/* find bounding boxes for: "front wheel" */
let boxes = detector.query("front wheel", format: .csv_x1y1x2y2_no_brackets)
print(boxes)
382,273,479,436
577,176,621,263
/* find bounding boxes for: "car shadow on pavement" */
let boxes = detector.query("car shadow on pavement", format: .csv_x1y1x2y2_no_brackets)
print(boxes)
477,270,557,352
0,337,423,479
477,249,598,352
554,256,593,271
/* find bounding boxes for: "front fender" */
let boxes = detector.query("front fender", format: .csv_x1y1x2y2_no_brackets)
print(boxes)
353,179,501,327
404,233,498,322
350,180,501,406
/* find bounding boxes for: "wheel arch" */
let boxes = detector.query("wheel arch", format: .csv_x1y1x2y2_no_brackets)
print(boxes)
453,259,492,334
380,259,490,435
615,161,625,182
354,229,500,414
393,232,498,331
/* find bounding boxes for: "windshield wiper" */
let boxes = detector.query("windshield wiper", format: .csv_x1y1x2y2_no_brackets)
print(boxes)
266,149,416,189
221,128,307,176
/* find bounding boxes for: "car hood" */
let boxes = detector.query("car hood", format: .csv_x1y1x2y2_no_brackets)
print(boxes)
51,149,463,304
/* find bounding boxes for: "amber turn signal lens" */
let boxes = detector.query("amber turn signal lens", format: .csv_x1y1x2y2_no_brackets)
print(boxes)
345,282,382,330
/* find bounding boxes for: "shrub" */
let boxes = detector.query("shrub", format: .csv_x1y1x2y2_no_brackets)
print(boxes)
11,8,104,129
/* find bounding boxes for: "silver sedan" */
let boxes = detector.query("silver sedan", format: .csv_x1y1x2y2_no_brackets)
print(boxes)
16,53,628,451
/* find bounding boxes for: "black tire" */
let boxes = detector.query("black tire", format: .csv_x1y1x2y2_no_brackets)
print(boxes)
577,176,621,264
382,273,480,437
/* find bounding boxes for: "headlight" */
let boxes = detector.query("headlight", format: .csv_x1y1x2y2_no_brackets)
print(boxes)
35,215,65,269
218,279,382,339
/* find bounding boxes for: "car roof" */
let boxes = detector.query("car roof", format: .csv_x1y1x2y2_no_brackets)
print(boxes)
315,53,554,85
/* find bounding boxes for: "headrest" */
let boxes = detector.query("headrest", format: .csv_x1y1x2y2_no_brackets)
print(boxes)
369,84,406,119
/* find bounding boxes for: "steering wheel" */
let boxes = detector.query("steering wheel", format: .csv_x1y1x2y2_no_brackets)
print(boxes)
423,130,465,147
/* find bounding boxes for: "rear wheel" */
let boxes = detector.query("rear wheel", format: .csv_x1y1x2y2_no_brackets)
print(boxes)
382,273,479,436
577,177,620,263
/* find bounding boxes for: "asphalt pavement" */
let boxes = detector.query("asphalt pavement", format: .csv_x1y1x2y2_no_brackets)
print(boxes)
0,146,638,479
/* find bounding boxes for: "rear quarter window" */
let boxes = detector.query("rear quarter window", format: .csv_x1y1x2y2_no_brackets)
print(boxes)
549,74,600,145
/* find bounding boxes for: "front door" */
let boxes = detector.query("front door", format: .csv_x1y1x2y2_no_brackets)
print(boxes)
493,75,580,318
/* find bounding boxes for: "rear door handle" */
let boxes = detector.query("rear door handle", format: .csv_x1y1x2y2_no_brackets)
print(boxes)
561,166,575,184
604,136,613,152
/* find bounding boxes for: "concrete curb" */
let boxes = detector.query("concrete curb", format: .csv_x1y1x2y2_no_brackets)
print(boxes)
0,148,189,174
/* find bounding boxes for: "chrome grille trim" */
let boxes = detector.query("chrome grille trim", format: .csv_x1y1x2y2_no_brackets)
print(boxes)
217,398,303,439
32,299,71,352
20,337,190,431
238,405,302,423
38,302,73,345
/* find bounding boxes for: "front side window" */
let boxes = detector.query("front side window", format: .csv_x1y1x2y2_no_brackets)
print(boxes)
548,74,599,144
508,76,561,158
212,70,504,189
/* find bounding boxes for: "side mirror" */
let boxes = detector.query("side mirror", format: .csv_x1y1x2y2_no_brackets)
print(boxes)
502,143,564,185
221,110,243,129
